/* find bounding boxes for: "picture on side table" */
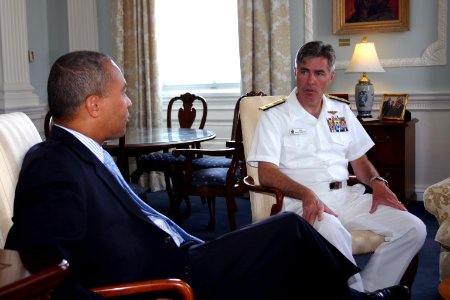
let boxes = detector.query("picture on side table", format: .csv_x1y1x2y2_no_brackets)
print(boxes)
379,94,408,120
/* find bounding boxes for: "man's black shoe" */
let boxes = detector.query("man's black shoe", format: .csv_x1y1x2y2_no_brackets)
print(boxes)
365,285,410,300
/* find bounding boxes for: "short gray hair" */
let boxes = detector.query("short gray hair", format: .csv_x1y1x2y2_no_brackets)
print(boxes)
295,41,336,73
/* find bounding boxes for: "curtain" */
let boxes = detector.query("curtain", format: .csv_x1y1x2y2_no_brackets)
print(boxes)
237,0,292,96
112,0,162,129
112,0,164,191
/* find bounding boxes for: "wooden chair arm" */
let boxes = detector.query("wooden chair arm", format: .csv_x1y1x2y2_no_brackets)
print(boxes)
243,176,284,216
225,140,239,148
0,258,69,300
91,278,194,300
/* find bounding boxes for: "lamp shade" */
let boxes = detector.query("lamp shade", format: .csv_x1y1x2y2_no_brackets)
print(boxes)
346,41,385,73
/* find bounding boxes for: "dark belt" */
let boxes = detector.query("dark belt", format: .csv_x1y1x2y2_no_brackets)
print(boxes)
329,181,343,190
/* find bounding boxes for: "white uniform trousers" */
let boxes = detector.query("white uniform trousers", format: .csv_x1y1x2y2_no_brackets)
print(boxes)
283,183,427,292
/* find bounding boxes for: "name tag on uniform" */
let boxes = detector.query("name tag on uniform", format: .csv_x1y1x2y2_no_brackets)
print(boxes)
290,128,307,135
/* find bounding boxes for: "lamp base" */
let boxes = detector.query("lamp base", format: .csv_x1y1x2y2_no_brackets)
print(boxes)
355,80,374,118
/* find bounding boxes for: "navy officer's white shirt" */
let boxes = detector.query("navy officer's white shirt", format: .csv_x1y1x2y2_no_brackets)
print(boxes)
247,87,374,188
246,88,427,292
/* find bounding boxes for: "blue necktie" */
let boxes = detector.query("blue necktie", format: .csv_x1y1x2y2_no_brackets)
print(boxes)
102,150,203,245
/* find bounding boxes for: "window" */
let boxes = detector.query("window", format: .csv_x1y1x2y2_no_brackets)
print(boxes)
155,0,241,95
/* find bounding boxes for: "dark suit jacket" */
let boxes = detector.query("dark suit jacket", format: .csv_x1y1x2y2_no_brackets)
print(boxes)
6,127,360,300
6,126,191,288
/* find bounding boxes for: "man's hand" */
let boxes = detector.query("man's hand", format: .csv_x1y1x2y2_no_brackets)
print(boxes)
370,180,406,213
258,162,338,224
302,190,338,225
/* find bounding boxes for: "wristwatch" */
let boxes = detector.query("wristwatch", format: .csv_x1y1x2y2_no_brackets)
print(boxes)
370,176,388,186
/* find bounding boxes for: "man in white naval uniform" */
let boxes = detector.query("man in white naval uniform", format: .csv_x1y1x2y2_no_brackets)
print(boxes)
247,41,426,293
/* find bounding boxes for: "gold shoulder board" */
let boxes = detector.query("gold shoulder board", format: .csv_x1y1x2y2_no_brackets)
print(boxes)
327,94,350,105
259,97,287,111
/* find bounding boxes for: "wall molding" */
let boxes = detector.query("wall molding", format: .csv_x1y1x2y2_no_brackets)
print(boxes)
21,92,450,146
189,93,450,132
304,0,448,69
349,92,450,112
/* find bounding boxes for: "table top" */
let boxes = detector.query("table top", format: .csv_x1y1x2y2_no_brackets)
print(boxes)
104,127,216,151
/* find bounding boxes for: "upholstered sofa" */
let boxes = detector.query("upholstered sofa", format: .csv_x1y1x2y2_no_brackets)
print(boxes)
424,177,450,280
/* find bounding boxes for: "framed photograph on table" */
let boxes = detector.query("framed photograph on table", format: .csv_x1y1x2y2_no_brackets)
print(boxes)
379,94,408,120
332,0,410,35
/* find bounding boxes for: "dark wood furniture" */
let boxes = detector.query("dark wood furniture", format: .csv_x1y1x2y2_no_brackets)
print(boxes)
0,249,69,300
172,92,265,230
130,93,208,197
92,278,194,299
103,127,216,178
439,277,450,299
361,119,418,205
0,249,194,300
103,127,216,154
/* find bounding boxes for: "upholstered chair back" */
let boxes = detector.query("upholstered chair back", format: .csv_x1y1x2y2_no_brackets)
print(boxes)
424,177,450,280
239,95,387,253
240,95,283,221
239,95,419,288
0,112,42,248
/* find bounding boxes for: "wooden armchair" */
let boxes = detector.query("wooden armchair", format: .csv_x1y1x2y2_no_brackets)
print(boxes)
130,93,208,216
238,95,418,288
0,112,193,300
92,278,193,299
171,92,266,230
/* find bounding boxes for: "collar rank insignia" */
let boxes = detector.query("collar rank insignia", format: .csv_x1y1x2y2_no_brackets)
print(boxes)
327,94,350,105
259,97,287,111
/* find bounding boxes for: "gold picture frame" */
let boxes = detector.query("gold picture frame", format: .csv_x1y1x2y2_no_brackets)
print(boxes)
333,0,410,35
379,94,408,120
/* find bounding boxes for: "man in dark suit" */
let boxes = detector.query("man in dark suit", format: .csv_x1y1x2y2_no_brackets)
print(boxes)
6,51,408,300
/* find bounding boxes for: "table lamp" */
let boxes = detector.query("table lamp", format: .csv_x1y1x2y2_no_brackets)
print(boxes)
346,37,385,118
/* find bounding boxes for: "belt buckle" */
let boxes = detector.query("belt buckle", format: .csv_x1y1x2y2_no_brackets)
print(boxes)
329,181,342,190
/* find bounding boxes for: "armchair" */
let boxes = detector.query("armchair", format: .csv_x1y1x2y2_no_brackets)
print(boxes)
130,92,208,216
0,112,193,299
423,176,450,280
239,95,418,288
171,92,267,230
0,112,42,248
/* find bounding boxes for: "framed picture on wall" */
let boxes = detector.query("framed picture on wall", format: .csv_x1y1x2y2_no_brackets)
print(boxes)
379,94,409,120
332,0,410,35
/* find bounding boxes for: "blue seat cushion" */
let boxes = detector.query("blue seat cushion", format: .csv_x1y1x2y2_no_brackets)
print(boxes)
136,153,186,171
190,167,242,188
192,157,232,169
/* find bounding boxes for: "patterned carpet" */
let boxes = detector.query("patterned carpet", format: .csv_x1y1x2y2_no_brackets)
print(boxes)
145,191,441,299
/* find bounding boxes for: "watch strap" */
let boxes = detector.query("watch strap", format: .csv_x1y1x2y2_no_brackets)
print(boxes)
370,175,388,186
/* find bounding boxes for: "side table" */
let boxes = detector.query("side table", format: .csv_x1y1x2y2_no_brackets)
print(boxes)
361,118,418,205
